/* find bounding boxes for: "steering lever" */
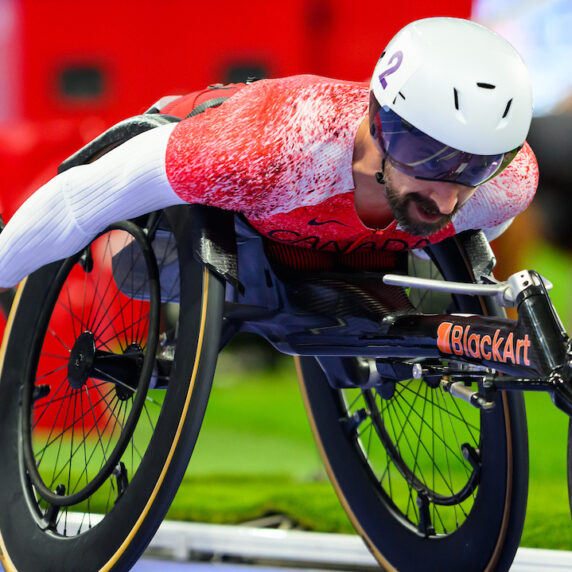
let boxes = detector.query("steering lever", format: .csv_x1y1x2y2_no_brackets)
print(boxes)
382,270,553,308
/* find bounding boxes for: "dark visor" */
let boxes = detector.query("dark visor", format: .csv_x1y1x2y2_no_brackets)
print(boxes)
371,104,520,187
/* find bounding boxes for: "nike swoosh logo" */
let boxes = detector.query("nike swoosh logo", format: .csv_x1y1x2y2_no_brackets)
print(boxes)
308,218,348,227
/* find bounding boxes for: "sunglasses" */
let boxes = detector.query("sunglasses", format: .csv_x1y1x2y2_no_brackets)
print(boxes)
371,103,520,187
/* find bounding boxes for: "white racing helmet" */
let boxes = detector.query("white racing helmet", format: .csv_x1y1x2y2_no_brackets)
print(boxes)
369,17,533,187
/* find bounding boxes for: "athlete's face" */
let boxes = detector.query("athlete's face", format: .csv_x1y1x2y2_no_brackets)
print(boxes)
383,162,477,236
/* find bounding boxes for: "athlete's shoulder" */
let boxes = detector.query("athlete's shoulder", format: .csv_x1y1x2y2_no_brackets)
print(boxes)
245,75,369,134
258,74,367,89
164,74,365,219
452,142,539,232
244,75,369,101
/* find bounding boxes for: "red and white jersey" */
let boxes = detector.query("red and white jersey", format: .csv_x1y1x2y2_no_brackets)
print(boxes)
164,75,538,254
0,75,539,288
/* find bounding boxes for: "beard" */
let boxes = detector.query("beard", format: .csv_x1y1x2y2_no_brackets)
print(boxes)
385,182,459,237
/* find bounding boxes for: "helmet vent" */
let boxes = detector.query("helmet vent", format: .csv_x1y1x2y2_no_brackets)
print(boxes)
392,91,406,105
502,98,513,118
477,82,496,89
453,88,459,110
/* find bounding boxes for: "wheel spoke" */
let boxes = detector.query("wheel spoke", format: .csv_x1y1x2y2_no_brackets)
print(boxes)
21,226,163,521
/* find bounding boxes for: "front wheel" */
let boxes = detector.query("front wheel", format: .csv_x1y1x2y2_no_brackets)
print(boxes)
297,358,527,571
297,238,529,571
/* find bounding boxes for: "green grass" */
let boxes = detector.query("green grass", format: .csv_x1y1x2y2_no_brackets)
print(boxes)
168,351,347,529
167,476,350,532
522,391,571,549
526,241,572,332
183,353,323,480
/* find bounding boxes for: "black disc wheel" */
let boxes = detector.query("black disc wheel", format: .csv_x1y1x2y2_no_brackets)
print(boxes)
297,235,529,572
0,206,225,571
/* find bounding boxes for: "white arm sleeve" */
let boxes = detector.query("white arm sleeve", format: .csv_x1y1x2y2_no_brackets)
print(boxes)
0,123,185,287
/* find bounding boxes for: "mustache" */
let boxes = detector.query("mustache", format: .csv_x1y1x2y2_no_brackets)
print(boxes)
405,192,442,216
385,184,458,236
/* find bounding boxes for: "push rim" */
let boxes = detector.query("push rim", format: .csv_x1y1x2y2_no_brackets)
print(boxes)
20,222,161,513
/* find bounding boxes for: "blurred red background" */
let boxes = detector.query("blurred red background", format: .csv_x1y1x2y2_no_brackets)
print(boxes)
0,0,471,221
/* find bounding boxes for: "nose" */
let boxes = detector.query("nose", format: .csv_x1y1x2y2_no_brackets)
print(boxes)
427,183,463,215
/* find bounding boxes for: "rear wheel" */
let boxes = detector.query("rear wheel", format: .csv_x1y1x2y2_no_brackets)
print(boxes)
0,206,225,571
297,239,528,571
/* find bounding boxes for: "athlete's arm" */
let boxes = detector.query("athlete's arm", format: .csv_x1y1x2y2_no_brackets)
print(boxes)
0,123,185,288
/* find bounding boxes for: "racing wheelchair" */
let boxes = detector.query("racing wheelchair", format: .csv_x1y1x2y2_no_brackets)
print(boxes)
0,113,570,572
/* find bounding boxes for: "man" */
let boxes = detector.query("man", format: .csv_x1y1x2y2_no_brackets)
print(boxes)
0,17,537,290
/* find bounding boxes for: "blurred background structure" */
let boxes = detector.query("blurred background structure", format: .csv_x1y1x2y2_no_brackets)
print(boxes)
473,0,572,271
0,0,470,221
